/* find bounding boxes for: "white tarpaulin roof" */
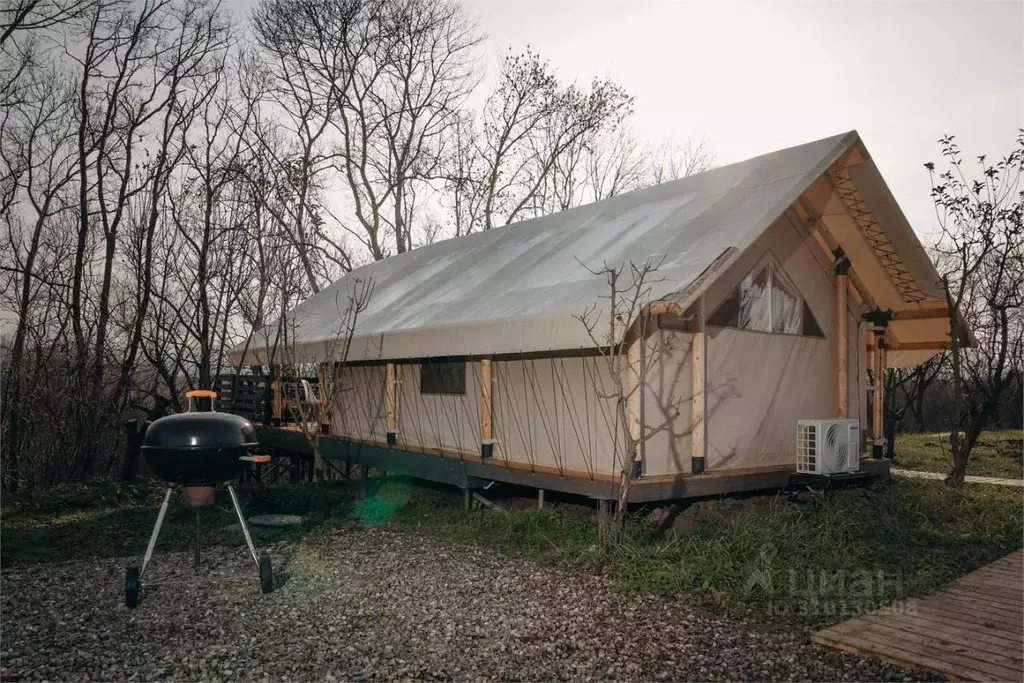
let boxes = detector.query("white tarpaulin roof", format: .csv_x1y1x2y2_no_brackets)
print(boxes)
232,130,941,365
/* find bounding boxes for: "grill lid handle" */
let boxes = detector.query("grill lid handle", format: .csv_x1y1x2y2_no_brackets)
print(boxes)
185,389,217,413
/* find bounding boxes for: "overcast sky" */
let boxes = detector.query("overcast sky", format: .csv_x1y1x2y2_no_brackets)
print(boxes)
453,0,1023,239
223,0,1022,241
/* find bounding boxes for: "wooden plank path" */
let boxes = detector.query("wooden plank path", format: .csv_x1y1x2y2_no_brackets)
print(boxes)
813,549,1024,681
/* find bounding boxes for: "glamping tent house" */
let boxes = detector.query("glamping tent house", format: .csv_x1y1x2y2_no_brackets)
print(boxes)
232,131,954,502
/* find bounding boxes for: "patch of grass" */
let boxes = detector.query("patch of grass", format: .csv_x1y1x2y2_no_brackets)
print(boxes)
3,473,1021,628
612,480,1022,624
896,430,1023,479
0,480,357,567
388,488,597,566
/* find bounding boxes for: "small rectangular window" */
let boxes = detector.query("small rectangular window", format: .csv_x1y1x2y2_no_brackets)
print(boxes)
420,360,466,395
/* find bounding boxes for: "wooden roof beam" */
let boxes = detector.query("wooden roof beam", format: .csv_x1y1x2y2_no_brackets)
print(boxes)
867,341,949,352
792,199,874,310
891,307,950,320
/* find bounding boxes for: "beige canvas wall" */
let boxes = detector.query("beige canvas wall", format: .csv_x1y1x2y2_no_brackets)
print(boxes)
395,362,481,455
705,329,831,468
331,365,387,442
492,357,620,477
701,210,860,470
329,356,622,478
642,329,695,476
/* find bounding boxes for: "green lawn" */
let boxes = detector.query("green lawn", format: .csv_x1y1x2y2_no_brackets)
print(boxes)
3,472,1021,627
896,430,1023,479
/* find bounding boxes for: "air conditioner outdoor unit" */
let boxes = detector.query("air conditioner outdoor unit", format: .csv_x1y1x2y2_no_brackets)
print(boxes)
796,419,860,475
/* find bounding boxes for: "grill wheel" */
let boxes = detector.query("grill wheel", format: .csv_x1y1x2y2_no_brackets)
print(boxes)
259,553,273,594
125,565,140,608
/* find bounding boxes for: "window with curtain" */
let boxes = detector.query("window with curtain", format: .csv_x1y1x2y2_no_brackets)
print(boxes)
707,255,824,338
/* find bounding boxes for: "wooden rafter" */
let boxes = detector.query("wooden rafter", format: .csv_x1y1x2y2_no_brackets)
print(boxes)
825,162,927,304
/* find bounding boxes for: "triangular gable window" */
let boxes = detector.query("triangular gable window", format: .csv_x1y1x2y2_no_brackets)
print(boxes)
707,255,825,338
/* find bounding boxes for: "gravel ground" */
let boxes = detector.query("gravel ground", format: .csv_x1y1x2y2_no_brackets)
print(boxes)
1,527,928,681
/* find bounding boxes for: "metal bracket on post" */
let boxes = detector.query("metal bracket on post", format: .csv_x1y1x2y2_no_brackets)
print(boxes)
630,458,643,480
833,247,851,276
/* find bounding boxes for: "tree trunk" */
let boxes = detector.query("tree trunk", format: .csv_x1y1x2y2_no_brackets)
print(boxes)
596,499,614,555
945,431,967,487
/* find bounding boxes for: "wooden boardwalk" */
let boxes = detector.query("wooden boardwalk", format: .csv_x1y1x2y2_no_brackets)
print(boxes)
813,549,1024,681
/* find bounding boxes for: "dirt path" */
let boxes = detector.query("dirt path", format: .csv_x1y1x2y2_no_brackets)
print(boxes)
891,468,1024,487
0,527,928,681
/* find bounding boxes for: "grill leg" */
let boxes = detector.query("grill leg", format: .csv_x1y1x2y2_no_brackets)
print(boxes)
140,487,173,580
194,509,201,572
227,484,260,569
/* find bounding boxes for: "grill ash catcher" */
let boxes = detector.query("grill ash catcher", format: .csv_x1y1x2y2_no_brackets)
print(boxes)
125,389,273,607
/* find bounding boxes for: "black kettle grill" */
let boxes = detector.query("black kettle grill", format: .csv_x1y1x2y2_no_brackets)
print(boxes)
124,390,273,607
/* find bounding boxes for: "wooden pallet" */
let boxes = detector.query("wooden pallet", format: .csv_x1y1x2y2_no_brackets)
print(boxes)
813,549,1024,681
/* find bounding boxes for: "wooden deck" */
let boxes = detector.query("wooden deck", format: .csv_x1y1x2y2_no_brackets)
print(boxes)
257,426,889,502
813,549,1024,681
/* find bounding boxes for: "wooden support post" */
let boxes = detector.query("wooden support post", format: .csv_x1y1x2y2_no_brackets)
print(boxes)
271,379,282,422
537,488,544,509
626,337,642,477
480,358,492,440
385,362,397,436
691,297,707,474
835,255,849,418
879,341,887,455
863,309,892,460
480,358,494,458
871,335,885,458
316,363,330,432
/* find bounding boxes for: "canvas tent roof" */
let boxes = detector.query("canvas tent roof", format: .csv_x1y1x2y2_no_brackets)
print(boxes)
231,130,950,366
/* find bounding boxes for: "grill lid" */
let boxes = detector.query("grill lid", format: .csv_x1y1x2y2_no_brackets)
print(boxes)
142,412,257,451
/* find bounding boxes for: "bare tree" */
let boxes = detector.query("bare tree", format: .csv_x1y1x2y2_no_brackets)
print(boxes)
470,49,633,231
250,0,357,290
70,0,231,475
0,58,79,489
574,258,681,549
884,357,944,449
443,54,710,238
927,131,1024,486
277,277,373,486
333,0,479,258
648,136,715,184
1,0,95,45
582,126,651,202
